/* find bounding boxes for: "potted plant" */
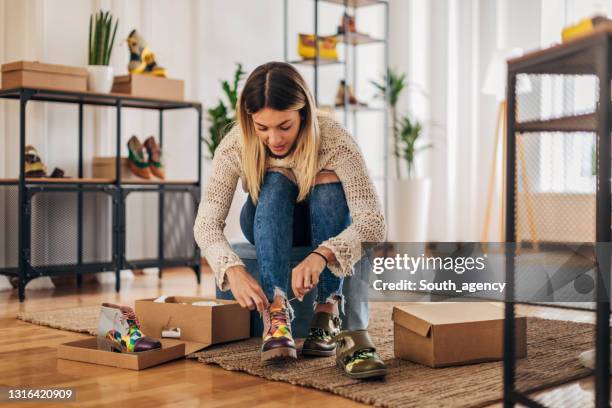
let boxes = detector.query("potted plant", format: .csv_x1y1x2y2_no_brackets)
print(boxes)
204,63,246,159
371,69,433,241
87,10,118,93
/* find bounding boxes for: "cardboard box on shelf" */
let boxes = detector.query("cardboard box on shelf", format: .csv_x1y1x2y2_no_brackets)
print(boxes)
112,74,184,100
392,302,526,368
135,296,250,354
1,61,87,92
92,156,140,181
57,337,185,370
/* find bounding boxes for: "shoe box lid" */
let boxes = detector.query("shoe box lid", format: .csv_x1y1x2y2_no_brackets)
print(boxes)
57,337,185,370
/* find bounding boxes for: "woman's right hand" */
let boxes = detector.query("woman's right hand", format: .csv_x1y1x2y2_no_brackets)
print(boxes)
226,266,269,312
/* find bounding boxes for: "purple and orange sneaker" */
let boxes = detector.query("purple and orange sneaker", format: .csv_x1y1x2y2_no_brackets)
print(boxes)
97,303,161,353
261,298,297,362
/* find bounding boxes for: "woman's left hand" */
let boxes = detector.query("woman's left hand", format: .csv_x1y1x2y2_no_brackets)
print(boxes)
291,253,327,300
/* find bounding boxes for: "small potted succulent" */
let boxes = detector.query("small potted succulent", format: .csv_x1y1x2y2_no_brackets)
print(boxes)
87,10,118,93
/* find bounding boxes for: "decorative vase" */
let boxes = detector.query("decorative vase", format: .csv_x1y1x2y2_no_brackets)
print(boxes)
87,65,114,93
387,178,431,242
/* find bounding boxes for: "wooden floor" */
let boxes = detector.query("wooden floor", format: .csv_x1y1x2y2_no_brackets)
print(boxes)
0,268,601,407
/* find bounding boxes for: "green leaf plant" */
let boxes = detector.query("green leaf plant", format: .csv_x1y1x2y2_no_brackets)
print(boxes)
204,63,246,159
88,10,119,65
371,68,433,179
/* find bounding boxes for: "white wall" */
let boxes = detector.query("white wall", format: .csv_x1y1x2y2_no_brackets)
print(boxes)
389,0,543,242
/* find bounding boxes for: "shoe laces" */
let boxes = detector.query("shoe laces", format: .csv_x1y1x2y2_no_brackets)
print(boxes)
309,327,331,341
347,348,376,365
269,304,289,328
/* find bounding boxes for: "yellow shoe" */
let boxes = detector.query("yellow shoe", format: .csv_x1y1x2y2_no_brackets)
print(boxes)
127,30,167,77
298,34,338,61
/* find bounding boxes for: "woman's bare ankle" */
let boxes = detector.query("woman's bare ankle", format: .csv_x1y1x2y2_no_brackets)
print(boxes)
315,301,338,315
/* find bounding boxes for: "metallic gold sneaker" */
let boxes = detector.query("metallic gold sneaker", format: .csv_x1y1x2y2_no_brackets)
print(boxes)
261,298,297,362
330,330,387,379
302,312,341,357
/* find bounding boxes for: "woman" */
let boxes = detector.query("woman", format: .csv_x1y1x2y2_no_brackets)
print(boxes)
194,62,387,378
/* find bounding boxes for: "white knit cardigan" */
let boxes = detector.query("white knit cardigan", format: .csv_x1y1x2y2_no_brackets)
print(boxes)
194,112,386,291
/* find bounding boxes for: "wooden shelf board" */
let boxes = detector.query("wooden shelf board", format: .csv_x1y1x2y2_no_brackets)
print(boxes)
289,58,344,66
334,105,384,112
337,32,384,45
515,113,597,133
321,0,386,8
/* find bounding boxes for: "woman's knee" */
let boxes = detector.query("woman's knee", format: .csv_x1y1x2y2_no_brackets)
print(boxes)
314,170,340,185
266,167,297,184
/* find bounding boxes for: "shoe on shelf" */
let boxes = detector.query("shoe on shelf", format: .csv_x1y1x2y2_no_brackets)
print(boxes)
298,34,339,61
143,136,165,180
127,135,152,179
261,297,297,362
330,330,387,379
302,311,341,357
127,30,167,77
24,145,47,177
337,12,357,34
335,80,367,107
97,303,161,353
49,167,65,178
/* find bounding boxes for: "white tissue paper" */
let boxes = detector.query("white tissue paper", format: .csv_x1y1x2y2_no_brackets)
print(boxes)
191,300,221,307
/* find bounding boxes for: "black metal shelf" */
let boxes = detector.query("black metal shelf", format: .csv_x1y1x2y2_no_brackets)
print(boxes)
0,87,203,301
0,87,200,110
505,27,612,408
284,0,390,215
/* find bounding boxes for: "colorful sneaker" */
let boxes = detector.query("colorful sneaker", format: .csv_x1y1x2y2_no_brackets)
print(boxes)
97,303,161,353
261,298,297,362
302,312,341,357
331,330,387,379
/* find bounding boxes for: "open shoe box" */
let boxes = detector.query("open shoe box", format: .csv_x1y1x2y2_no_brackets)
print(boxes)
57,297,249,370
57,338,185,370
392,302,527,368
135,296,250,354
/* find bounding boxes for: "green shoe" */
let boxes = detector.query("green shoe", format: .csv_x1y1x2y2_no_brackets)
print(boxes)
330,330,387,379
127,135,152,179
302,312,341,357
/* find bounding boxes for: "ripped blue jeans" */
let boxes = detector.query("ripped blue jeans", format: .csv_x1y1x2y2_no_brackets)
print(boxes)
240,170,350,307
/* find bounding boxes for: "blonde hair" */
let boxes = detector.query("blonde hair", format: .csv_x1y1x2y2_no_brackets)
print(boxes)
237,62,320,203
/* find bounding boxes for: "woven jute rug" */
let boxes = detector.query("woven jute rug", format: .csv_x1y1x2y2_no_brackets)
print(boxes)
17,303,594,408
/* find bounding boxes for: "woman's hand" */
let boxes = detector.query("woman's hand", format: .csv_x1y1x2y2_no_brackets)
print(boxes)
226,266,269,312
291,252,327,300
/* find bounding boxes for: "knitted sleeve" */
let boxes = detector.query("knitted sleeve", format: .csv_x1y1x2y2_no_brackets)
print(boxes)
193,125,245,291
319,116,387,277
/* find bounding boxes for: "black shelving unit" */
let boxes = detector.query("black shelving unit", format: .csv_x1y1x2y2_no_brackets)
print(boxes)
504,28,612,407
0,87,203,301
283,0,390,215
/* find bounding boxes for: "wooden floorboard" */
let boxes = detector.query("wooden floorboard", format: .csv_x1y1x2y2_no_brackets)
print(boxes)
0,268,601,407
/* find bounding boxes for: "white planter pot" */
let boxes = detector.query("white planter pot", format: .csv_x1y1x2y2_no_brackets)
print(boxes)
387,178,431,242
87,65,114,93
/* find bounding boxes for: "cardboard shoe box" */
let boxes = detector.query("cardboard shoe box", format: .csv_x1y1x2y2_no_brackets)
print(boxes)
58,338,185,370
92,156,141,181
135,296,250,354
392,302,526,368
112,74,184,100
2,61,87,92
